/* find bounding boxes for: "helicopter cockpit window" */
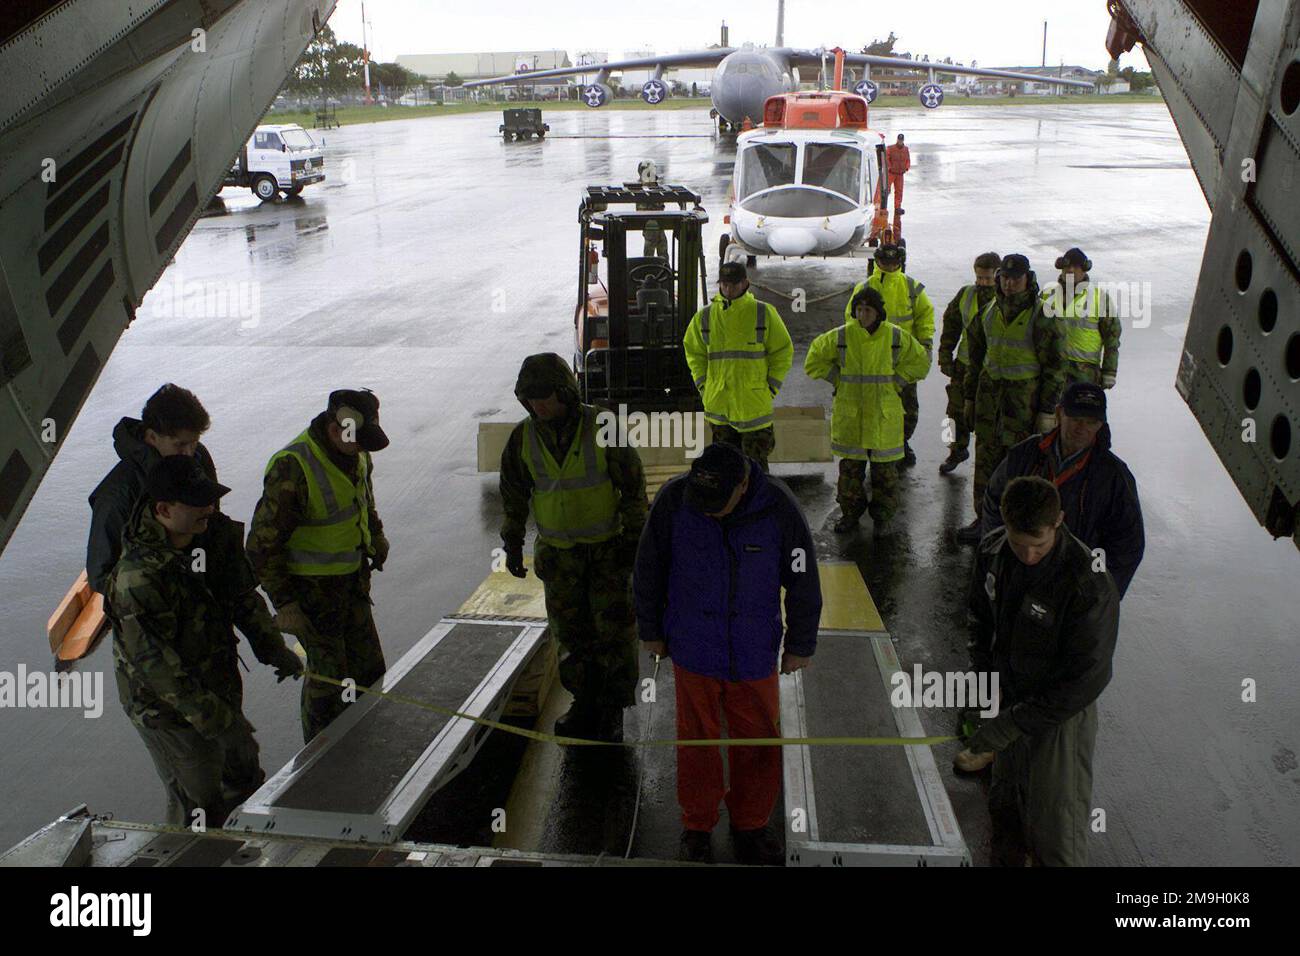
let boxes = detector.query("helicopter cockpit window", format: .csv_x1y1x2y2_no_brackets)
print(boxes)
801,143,862,202
739,143,797,200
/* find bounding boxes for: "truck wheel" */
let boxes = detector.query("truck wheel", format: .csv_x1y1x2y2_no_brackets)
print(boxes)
746,255,757,268
502,130,512,142
252,175,278,201
285,185,303,197
536,130,546,139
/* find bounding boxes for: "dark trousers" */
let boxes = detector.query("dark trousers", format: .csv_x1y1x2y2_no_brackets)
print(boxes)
135,717,263,827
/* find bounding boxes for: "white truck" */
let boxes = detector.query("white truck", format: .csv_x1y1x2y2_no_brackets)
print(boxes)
224,123,325,200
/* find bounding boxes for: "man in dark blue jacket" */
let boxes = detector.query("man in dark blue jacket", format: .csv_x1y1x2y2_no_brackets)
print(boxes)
634,442,822,865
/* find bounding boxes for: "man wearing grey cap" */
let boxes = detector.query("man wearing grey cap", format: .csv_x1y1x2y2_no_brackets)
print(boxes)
683,261,793,471
958,254,1065,543
108,455,302,825
248,389,391,742
1041,247,1121,389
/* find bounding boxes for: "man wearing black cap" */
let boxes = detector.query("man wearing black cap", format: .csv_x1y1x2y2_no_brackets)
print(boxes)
844,243,934,466
247,389,391,742
953,382,1143,774
683,261,793,471
958,253,1065,543
1042,247,1121,388
499,354,647,742
635,442,821,864
107,456,302,826
807,284,931,534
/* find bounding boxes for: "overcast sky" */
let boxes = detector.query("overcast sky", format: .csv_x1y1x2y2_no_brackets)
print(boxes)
328,0,1144,72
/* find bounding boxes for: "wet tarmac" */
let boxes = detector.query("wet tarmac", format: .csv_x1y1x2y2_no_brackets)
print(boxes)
1,104,1298,864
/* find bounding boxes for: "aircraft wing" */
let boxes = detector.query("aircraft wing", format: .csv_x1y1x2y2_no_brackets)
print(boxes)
0,0,337,557
463,49,736,86
793,51,1095,89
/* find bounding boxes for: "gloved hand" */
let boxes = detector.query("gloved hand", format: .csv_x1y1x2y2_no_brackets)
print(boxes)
1100,372,1117,390
505,546,527,579
615,532,641,570
963,400,975,430
369,533,390,572
966,712,1023,754
1035,411,1057,434
273,602,316,640
267,643,304,682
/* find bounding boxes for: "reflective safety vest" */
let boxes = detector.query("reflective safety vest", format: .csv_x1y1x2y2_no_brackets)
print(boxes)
268,429,373,575
981,297,1040,382
522,405,621,548
1043,283,1105,367
848,271,929,344
688,292,782,431
955,284,982,365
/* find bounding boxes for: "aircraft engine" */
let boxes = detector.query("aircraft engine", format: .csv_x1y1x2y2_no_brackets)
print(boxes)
641,79,668,105
918,83,945,109
582,83,613,108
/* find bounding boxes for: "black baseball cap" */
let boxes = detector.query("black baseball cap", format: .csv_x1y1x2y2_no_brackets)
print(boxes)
875,243,903,263
718,261,748,283
328,389,390,452
146,455,230,507
685,442,750,514
1000,254,1031,278
1060,381,1106,422
1055,247,1091,270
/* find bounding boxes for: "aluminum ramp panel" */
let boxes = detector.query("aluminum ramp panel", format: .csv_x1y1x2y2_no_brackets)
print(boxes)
783,565,969,867
227,618,545,844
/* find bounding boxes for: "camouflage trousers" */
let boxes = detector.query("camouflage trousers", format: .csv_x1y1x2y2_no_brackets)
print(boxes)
643,232,668,259
900,382,919,443
973,376,1039,511
837,457,900,521
1065,361,1103,387
534,538,639,710
294,571,387,743
134,715,263,827
944,361,972,449
989,702,1097,866
711,423,775,472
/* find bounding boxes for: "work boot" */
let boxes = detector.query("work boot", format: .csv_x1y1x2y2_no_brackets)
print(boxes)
593,706,625,744
678,830,714,864
901,442,917,467
553,702,596,739
939,446,970,475
833,512,861,534
953,748,995,773
955,518,983,544
870,513,893,537
731,824,785,866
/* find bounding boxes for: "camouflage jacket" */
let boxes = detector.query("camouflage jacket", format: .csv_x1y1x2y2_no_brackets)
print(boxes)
937,284,996,369
500,353,647,551
246,412,388,610
963,285,1066,412
107,502,288,737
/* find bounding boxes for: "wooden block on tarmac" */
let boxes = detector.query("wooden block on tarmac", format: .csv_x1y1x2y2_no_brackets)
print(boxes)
815,562,886,633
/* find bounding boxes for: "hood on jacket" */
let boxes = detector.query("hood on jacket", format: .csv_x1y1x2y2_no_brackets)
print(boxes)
514,353,582,418
112,417,157,477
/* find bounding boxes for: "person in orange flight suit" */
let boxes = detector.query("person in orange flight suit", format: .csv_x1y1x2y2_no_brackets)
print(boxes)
885,133,911,214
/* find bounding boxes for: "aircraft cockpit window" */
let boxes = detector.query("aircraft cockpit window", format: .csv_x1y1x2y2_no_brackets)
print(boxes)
739,143,797,199
733,64,750,74
801,144,863,202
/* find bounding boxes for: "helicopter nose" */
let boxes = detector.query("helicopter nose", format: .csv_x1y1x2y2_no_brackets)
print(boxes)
767,227,818,257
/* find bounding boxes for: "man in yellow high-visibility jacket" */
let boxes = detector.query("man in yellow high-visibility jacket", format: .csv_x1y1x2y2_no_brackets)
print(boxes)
806,285,931,536
844,244,934,466
1041,247,1121,389
683,261,793,471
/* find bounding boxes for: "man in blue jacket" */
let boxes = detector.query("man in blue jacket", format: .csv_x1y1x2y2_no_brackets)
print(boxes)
634,442,822,865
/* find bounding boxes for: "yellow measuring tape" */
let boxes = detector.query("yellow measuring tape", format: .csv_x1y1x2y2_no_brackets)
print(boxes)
303,670,958,749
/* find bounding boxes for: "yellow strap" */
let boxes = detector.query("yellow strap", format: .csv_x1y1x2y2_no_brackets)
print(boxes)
304,669,958,749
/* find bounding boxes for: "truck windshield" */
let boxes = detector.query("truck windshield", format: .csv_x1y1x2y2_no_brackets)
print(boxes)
280,128,316,150
738,143,796,199
801,143,862,202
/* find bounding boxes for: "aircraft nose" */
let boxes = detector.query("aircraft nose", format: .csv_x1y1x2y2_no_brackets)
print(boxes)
767,228,818,257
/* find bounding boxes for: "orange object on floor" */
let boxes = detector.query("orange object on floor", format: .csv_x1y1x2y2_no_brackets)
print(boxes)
674,663,781,832
48,570,110,663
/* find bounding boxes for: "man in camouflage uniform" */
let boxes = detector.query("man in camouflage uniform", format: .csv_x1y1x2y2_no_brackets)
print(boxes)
957,254,1065,543
636,159,668,259
500,353,647,742
1041,247,1121,388
247,389,391,743
108,456,302,826
684,261,793,471
937,251,1000,475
